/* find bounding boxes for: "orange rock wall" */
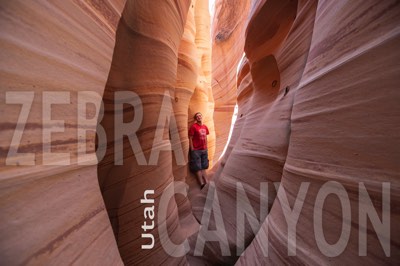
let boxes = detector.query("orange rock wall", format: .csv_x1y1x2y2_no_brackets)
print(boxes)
97,0,194,264
0,0,125,265
97,0,216,265
189,0,216,167
1,0,216,265
211,0,251,160
173,0,199,229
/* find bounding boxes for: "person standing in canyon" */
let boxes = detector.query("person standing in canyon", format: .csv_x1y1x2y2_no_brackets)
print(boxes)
189,112,209,189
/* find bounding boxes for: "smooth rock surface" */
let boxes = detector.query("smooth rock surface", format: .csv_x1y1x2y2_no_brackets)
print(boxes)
206,0,400,265
0,0,125,265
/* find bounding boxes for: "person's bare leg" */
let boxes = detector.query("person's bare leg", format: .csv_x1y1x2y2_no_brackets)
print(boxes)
196,171,205,187
202,169,208,184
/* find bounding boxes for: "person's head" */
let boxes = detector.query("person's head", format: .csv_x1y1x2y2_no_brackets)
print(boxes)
194,112,202,123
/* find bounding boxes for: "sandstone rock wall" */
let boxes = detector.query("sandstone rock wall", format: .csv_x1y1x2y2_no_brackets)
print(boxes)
195,0,400,265
97,0,193,264
0,0,125,264
1,0,399,265
189,0,216,168
190,0,319,264
211,0,251,160
237,1,400,264
173,0,200,233
97,0,217,264
1,0,217,264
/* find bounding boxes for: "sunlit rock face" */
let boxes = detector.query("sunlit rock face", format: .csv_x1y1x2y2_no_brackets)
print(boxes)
189,0,217,168
211,0,252,160
173,1,200,233
191,0,400,265
0,0,125,265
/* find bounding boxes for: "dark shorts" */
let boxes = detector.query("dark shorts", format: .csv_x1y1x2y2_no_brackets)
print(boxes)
189,150,209,172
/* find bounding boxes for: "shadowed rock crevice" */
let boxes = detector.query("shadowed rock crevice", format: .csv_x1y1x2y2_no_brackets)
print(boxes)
188,0,301,264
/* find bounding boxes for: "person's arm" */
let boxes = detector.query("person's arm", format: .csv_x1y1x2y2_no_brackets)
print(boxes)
189,135,194,150
205,125,209,150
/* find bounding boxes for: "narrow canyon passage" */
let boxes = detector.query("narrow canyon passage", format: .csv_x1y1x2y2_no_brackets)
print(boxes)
0,0,399,265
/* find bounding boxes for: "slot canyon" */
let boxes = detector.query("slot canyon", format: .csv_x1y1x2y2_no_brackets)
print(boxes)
0,0,399,265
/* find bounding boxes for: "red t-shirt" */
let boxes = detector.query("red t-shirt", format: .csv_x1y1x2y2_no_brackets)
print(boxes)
189,123,209,150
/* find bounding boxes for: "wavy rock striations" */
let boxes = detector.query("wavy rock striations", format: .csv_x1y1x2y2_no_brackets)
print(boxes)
197,0,400,265
97,0,194,265
98,0,216,265
0,0,125,265
189,0,217,168
237,1,400,264
0,0,399,265
211,0,252,160
190,0,319,264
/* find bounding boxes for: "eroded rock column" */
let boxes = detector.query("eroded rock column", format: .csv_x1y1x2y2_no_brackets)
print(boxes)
97,0,191,264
